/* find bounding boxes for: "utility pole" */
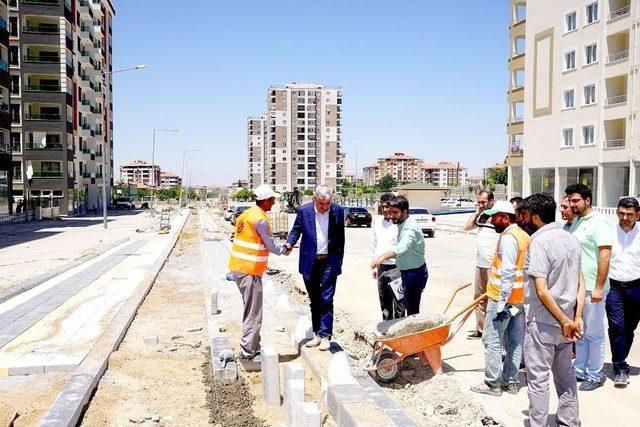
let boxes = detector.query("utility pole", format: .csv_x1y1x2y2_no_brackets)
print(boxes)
150,128,178,213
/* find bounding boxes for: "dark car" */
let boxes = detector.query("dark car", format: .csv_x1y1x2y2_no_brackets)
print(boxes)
231,205,251,226
344,207,372,227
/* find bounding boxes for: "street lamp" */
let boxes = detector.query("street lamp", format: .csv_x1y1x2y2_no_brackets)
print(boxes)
185,157,197,204
150,128,178,213
100,64,147,229
181,148,200,206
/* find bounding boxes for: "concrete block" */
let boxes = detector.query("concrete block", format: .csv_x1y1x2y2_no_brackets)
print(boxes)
284,378,305,427
339,401,396,427
261,347,280,406
210,290,219,315
284,362,305,383
300,402,322,427
276,294,291,311
291,315,314,349
326,384,371,421
143,336,159,345
328,351,357,385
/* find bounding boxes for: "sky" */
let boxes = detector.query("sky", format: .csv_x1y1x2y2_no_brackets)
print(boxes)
113,0,510,186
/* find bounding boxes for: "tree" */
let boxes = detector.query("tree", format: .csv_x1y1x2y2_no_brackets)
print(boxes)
232,188,254,201
489,167,508,186
303,189,314,196
377,174,397,192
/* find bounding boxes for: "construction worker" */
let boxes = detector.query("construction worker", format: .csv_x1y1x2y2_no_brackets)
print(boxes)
471,200,531,396
228,184,290,363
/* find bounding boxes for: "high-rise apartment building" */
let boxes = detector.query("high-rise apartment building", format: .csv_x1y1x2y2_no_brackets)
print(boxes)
510,0,640,206
120,160,159,187
8,0,114,215
363,152,423,185
422,161,468,187
0,2,10,215
247,83,344,192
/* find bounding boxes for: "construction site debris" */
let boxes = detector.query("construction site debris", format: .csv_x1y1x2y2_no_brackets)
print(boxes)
186,326,203,332
143,336,159,345
374,313,446,339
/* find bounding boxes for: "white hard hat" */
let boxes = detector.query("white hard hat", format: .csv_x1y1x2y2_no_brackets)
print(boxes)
484,200,516,216
254,184,281,201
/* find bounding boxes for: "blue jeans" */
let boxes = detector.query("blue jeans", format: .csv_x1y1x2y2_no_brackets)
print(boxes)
483,299,525,387
605,281,640,375
573,290,608,382
400,264,428,315
303,258,337,338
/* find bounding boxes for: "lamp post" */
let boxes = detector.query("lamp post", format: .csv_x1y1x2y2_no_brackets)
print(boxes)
100,64,146,229
185,157,197,204
181,148,200,206
150,128,178,213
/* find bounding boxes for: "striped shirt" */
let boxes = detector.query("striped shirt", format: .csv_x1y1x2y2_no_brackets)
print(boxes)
524,222,582,328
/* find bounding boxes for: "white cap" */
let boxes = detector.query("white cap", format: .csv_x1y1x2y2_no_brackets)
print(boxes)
254,184,281,201
484,200,516,216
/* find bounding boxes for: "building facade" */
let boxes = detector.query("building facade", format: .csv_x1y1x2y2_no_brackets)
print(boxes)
362,152,423,185
7,0,115,215
159,171,180,189
511,0,640,206
421,161,468,187
120,160,159,187
0,2,10,215
247,83,344,192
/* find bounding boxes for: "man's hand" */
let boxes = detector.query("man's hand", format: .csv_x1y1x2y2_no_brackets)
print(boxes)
561,320,581,342
575,317,584,338
372,268,378,279
590,288,604,303
371,258,383,270
283,243,292,256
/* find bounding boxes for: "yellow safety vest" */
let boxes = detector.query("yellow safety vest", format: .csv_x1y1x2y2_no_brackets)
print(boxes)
487,226,531,304
228,205,270,276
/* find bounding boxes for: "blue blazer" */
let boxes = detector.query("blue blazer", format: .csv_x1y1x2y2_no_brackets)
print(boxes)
287,202,345,279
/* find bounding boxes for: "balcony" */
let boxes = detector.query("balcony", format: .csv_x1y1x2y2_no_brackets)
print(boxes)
23,24,59,34
25,113,61,121
607,50,629,63
33,171,63,178
26,142,63,150
603,139,626,149
22,0,60,4
606,94,627,106
82,171,92,178
25,83,61,92
0,60,7,72
0,17,6,32
608,5,631,22
82,147,92,154
24,54,60,64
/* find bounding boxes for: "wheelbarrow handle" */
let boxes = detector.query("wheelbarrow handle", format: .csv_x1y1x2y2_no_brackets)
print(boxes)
443,283,472,315
444,292,487,325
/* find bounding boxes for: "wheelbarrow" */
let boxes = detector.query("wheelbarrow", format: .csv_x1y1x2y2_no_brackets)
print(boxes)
364,283,487,383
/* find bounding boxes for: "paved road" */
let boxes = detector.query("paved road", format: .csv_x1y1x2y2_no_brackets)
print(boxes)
268,214,640,427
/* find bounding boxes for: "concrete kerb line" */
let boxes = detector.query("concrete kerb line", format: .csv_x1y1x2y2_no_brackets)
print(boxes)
38,209,191,427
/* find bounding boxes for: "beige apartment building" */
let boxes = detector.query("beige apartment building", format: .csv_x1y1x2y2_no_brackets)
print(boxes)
509,0,640,207
422,161,468,187
247,83,344,192
120,160,159,187
364,154,467,187
159,171,181,189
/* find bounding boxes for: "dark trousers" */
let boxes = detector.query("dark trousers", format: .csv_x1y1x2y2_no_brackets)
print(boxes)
605,278,640,375
377,263,406,320
303,258,337,338
400,264,428,316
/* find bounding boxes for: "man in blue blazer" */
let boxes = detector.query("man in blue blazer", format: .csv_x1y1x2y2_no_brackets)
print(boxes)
285,185,345,351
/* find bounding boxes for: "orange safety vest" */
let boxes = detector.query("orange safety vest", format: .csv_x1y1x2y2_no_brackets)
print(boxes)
487,226,531,304
228,205,271,276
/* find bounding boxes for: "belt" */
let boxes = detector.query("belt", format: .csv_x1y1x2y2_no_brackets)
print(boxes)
315,254,328,260
401,264,426,273
611,278,640,289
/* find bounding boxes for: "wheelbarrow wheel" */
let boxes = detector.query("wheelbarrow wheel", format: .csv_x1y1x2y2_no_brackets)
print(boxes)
373,351,402,383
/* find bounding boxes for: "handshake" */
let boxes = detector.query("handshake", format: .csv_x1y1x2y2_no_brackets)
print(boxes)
282,243,293,256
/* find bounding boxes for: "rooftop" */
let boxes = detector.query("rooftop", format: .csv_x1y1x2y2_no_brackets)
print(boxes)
422,161,468,170
378,152,420,161
393,183,449,191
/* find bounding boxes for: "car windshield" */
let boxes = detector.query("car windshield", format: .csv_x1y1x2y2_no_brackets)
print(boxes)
237,206,250,212
349,208,368,213
409,208,430,215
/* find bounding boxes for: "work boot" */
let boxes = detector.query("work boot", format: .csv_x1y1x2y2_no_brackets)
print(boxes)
467,330,482,340
319,337,331,351
502,383,518,395
470,383,501,397
305,335,321,348
614,372,629,387
578,378,603,391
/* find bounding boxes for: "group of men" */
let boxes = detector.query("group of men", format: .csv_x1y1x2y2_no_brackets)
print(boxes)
226,181,640,427
466,185,640,427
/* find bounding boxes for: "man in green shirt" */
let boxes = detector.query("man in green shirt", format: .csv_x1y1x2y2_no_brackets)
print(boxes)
371,196,427,315
566,183,613,391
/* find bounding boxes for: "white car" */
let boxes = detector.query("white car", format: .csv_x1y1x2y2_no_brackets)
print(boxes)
448,198,477,208
223,205,236,221
409,207,436,237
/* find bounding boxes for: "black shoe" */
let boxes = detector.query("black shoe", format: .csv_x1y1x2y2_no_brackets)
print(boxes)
467,331,482,340
578,379,603,391
614,372,629,387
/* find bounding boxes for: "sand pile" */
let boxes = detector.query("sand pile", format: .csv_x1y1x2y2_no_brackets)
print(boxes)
372,313,446,339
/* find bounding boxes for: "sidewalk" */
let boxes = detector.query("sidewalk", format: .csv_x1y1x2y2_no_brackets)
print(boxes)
0,211,155,292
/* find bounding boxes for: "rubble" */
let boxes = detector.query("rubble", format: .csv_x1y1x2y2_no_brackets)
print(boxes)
373,313,446,339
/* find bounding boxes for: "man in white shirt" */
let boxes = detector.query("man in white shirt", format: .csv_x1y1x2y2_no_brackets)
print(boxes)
606,197,640,387
464,189,500,339
371,193,404,320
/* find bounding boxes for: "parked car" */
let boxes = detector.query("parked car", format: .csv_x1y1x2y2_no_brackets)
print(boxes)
448,198,477,208
343,207,372,227
231,205,251,226
115,197,135,210
223,205,236,221
408,207,436,237
441,198,457,207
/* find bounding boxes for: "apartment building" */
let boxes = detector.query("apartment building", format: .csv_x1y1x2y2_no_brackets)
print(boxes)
120,160,159,187
511,0,640,206
0,2,10,215
159,171,181,189
362,152,423,186
247,83,344,192
8,0,115,215
421,161,468,187
247,115,265,189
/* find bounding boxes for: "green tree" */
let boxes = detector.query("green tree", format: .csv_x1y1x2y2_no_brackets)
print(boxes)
377,174,397,192
489,167,508,186
303,189,314,196
232,188,255,201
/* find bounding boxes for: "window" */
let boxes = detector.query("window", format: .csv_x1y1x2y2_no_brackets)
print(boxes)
9,17,18,37
586,2,598,24
562,128,574,147
564,51,576,70
10,75,19,95
584,84,596,104
9,46,18,66
566,11,577,32
563,89,575,108
585,43,597,64
582,125,595,145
